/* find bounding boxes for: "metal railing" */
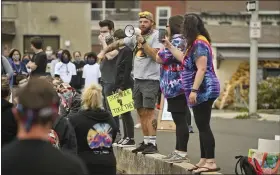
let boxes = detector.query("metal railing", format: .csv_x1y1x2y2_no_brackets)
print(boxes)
91,8,141,21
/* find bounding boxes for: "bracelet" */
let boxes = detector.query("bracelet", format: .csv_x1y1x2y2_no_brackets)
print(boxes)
191,89,198,93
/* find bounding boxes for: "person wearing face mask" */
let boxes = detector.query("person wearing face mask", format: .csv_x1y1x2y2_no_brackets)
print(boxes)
82,52,101,88
70,51,85,93
54,49,77,84
50,49,63,77
9,49,28,86
45,46,54,76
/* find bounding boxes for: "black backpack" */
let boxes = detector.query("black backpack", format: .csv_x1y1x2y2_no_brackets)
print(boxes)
235,156,258,175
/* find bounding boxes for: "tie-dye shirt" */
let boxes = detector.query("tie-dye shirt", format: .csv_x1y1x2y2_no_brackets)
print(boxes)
181,35,220,106
158,34,187,98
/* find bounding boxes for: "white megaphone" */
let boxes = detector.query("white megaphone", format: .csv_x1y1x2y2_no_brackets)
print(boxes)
124,25,141,37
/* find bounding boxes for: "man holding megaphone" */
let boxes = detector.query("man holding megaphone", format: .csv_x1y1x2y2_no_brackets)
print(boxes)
98,11,163,154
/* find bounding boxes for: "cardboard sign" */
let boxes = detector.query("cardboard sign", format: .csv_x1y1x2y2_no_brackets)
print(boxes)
107,89,134,117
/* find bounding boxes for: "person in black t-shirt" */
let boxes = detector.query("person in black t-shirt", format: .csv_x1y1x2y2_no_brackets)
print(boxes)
71,51,85,92
1,77,88,175
27,37,48,76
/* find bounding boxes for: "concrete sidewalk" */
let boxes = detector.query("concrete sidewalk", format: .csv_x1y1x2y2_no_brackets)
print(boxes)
210,110,280,122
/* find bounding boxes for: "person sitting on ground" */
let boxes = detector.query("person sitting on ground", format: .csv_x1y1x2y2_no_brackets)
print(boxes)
68,83,118,175
1,77,88,175
1,78,17,147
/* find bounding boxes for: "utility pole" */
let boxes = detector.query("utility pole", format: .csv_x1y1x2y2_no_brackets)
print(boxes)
246,0,260,117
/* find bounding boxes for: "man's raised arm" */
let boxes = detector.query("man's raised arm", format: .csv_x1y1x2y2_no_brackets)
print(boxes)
98,39,125,61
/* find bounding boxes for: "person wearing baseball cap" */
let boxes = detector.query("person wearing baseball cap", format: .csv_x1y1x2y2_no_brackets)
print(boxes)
98,11,163,154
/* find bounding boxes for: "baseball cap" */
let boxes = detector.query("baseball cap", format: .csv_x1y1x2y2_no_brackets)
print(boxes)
138,11,154,21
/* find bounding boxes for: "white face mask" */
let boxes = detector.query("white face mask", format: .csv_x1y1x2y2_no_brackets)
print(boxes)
46,51,53,56
102,32,111,38
13,55,20,60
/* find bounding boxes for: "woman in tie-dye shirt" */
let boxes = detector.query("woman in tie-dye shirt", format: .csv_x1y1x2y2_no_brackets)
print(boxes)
156,15,192,163
162,14,221,173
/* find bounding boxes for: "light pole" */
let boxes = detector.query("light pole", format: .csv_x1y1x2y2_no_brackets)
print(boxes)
102,0,106,20
247,0,260,117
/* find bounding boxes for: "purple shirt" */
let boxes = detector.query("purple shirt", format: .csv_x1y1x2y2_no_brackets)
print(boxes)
181,37,220,106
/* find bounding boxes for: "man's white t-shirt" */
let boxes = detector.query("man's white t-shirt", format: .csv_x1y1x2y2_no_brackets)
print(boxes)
83,64,101,88
54,62,77,83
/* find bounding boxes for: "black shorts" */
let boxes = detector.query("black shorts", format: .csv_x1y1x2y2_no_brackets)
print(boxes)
167,94,188,113
133,79,160,109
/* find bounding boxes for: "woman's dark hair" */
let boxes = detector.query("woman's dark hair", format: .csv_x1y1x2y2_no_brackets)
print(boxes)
99,19,114,31
114,29,126,40
30,36,43,49
61,49,72,60
182,13,211,47
169,15,184,37
9,49,22,60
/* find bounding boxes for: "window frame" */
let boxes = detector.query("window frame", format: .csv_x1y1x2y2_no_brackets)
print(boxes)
156,6,171,30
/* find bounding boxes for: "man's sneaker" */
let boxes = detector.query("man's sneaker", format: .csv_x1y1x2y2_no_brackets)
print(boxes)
132,142,147,153
120,138,135,147
162,151,176,160
113,138,125,146
189,125,194,133
166,152,190,163
142,143,159,154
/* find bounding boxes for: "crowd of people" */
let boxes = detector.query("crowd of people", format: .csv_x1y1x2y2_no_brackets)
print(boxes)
1,10,221,175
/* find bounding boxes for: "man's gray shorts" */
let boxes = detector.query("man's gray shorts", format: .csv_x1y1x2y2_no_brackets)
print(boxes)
133,79,160,109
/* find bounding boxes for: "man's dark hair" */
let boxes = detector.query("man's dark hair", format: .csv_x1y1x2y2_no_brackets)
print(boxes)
99,19,114,31
30,36,43,49
169,15,184,37
114,29,126,40
87,52,97,59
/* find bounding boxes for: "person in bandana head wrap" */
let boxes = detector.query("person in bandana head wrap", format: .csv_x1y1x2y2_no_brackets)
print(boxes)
57,83,81,119
1,77,88,175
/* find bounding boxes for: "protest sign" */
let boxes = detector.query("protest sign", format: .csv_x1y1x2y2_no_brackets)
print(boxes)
106,88,134,117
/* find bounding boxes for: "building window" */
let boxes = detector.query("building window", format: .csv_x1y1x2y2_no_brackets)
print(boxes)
23,35,60,54
156,7,171,30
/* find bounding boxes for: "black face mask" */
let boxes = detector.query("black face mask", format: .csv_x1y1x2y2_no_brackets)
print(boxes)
88,59,96,65
62,58,70,64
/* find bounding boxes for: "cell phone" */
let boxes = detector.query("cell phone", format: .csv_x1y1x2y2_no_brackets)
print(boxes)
158,29,167,43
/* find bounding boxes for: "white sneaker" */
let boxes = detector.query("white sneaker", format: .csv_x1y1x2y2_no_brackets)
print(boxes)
134,123,141,129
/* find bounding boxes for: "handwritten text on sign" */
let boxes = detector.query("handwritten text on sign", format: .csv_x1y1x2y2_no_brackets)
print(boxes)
106,89,135,117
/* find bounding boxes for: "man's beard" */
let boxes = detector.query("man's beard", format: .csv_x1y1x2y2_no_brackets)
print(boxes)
141,26,152,35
